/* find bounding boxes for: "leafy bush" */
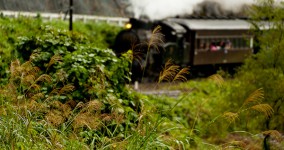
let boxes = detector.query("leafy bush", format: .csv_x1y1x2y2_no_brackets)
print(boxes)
0,16,122,84
0,15,147,146
15,25,131,102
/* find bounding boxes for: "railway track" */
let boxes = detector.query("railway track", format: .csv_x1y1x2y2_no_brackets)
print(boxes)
139,90,181,98
130,82,183,98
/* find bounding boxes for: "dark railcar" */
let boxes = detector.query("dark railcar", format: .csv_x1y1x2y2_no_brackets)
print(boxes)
161,18,254,66
113,17,254,81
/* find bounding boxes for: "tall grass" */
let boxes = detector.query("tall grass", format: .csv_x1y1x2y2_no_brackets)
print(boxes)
0,58,87,149
140,25,164,82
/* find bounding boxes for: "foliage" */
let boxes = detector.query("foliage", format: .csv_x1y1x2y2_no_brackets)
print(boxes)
156,2,284,146
0,16,43,83
0,16,122,84
0,16,150,149
161,75,283,149
14,24,131,102
0,64,87,149
47,20,122,49
0,57,198,149
0,56,143,149
232,0,284,131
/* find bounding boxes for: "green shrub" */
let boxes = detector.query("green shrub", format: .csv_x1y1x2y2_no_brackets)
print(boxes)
15,25,131,102
0,16,122,85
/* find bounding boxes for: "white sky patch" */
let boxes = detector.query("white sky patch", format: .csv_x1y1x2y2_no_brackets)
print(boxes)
129,0,257,20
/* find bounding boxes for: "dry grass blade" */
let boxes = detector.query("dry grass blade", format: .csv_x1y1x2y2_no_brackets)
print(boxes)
251,104,274,118
10,59,21,77
27,67,40,76
173,67,190,82
47,54,62,71
130,37,140,51
58,84,75,95
87,100,102,111
28,83,41,92
262,130,283,142
244,88,264,106
75,102,85,109
223,112,239,123
132,50,144,68
147,25,164,53
209,74,224,87
35,74,52,83
30,93,44,101
21,61,33,72
22,74,36,86
22,65,40,77
29,51,41,61
7,83,17,95
55,69,68,82
225,141,246,149
45,109,66,127
49,88,60,95
158,59,179,83
72,111,101,129
44,95,55,102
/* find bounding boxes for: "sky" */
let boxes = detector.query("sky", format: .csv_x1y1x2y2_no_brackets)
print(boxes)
128,0,257,20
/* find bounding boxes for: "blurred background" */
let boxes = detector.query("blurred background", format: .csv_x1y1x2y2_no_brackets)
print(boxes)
0,0,255,19
0,0,132,17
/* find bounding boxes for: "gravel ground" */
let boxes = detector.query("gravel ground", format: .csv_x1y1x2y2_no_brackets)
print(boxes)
128,82,182,97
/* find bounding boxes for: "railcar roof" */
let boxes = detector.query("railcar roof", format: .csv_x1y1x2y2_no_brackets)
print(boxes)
160,20,187,33
167,18,252,30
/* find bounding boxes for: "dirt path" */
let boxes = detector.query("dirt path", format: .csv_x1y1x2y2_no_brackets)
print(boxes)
129,82,182,97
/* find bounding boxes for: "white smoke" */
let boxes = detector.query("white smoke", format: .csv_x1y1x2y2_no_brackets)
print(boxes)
220,0,255,12
128,0,256,20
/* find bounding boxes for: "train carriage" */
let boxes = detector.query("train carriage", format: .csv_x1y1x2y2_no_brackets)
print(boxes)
113,17,255,80
160,18,254,66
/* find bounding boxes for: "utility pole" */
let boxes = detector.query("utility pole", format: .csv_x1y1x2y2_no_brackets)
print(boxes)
69,0,73,31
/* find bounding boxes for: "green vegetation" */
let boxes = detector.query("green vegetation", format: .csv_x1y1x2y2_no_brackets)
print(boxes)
0,1,284,149
0,16,122,83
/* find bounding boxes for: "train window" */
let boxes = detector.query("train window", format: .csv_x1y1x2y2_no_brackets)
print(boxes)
196,36,251,51
196,39,209,50
196,38,230,51
231,38,250,49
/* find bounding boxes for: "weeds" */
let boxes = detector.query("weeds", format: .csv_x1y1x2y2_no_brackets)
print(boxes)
222,88,274,125
158,59,190,84
140,25,164,82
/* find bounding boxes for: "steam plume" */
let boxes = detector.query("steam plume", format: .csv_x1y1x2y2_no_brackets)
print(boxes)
128,0,256,20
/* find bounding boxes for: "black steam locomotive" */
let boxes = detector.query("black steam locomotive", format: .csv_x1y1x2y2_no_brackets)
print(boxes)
113,17,255,81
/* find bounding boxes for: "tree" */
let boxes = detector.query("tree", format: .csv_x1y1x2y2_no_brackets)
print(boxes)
234,0,284,131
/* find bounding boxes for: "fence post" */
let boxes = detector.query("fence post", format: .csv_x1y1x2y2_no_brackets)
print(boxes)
69,0,73,31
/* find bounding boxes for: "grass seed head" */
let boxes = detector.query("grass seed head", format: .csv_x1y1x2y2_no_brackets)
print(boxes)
244,88,264,106
250,103,274,118
223,112,239,123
